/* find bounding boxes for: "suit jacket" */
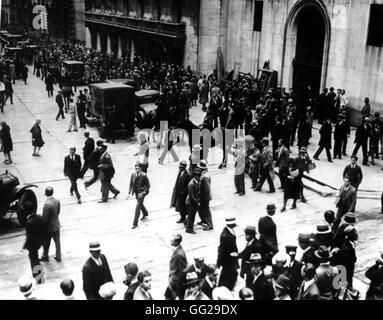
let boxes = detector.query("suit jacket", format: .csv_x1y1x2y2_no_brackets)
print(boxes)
334,120,350,138
237,238,263,278
217,227,239,270
169,245,188,286
123,281,140,300
88,148,102,169
98,151,115,180
365,262,383,299
42,196,61,232
64,154,81,178
133,286,153,300
355,124,369,144
277,145,290,170
23,214,46,251
249,272,275,300
319,121,332,148
83,137,95,161
128,172,150,196
301,247,320,268
336,184,356,212
184,263,209,280
297,280,320,300
286,259,303,293
199,171,212,201
82,254,114,300
343,164,362,188
258,216,278,255
200,278,215,299
315,264,338,300
185,177,200,207
261,146,274,169
170,169,191,211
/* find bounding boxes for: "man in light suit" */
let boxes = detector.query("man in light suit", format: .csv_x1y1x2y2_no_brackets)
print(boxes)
276,138,290,189
133,271,153,300
334,176,357,229
64,147,82,204
165,234,188,300
343,155,363,191
41,187,61,262
128,162,150,229
98,144,120,202
255,137,275,193
170,160,191,224
82,241,114,300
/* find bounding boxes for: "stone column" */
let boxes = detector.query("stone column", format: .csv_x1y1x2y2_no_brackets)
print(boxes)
128,0,138,18
96,30,101,51
143,0,154,20
117,36,122,58
160,0,172,22
85,27,92,48
107,33,111,54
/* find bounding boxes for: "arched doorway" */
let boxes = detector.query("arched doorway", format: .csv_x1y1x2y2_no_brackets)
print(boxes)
281,0,331,98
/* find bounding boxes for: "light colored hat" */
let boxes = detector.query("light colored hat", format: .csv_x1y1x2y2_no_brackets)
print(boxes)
225,216,237,227
98,281,116,299
18,276,35,297
185,272,201,286
89,241,101,251
246,253,264,265
197,159,208,170
212,286,233,300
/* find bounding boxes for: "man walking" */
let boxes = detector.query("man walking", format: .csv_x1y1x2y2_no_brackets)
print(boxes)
64,147,82,204
255,137,275,193
276,138,290,189
77,92,87,129
352,117,370,166
258,203,279,265
343,155,363,191
185,168,201,234
335,176,357,228
198,160,213,231
170,160,191,224
55,91,65,121
67,98,78,132
313,118,333,162
165,234,188,300
217,216,239,291
129,162,150,229
333,114,350,159
84,140,104,188
82,241,114,300
80,132,95,178
98,144,120,202
41,187,61,262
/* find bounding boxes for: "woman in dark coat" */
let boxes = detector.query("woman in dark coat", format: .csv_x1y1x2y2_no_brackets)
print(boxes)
0,121,13,164
281,159,300,212
30,119,44,156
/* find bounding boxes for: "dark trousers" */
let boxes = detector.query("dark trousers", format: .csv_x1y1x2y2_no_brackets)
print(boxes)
234,173,245,193
5,92,13,104
165,279,184,300
133,194,148,226
314,146,332,161
256,167,275,192
42,230,61,259
47,90,53,97
28,249,43,284
279,167,288,189
69,176,81,199
381,192,383,213
101,178,119,201
200,200,213,228
333,137,343,159
78,112,86,128
249,170,258,188
85,168,99,187
80,160,89,178
56,106,65,120
218,268,238,291
186,204,198,232
352,143,368,164
342,136,348,154
140,163,148,173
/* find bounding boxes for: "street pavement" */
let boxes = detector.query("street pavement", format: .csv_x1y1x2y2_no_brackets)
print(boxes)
0,71,382,299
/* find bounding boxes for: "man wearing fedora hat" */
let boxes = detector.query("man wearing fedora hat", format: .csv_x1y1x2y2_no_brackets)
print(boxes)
237,226,263,287
255,137,276,193
298,233,319,268
198,160,214,230
217,216,239,290
274,275,292,300
55,90,65,121
184,272,209,300
247,253,275,300
258,204,278,264
314,246,339,300
184,255,209,280
332,212,356,249
185,168,201,234
334,176,356,227
18,276,38,300
82,241,114,300
333,114,350,159
98,144,120,203
285,245,302,299
296,263,320,300
313,118,333,162
170,160,191,224
315,224,333,248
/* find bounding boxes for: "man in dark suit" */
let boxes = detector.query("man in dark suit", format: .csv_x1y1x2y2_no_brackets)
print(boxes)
55,91,65,121
198,160,213,230
185,168,201,234
285,245,303,299
298,233,320,268
335,177,357,226
200,264,219,299
98,144,120,202
276,139,290,189
255,137,275,193
170,160,191,224
80,132,95,178
365,251,383,300
313,118,333,162
258,203,278,264
247,253,275,300
41,187,61,262
64,147,82,204
82,241,114,300
23,202,46,284
343,155,363,191
237,225,263,287
296,263,320,300
352,117,370,166
84,140,103,188
184,255,209,280
123,262,140,300
217,216,239,290
128,162,150,229
165,234,188,300
333,114,350,159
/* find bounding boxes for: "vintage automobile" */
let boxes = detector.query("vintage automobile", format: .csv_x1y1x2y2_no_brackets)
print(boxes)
135,89,161,129
0,171,38,226
88,82,136,137
61,60,85,86
106,78,137,91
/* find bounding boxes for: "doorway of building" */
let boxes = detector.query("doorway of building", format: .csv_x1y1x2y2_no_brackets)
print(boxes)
293,6,325,97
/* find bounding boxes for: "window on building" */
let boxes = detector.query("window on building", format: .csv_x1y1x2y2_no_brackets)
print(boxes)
367,4,383,47
253,1,263,32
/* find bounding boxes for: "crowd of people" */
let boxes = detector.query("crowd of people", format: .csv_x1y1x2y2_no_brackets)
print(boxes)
1,36,383,301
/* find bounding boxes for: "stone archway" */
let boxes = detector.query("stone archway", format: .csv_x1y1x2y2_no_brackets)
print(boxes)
281,0,331,97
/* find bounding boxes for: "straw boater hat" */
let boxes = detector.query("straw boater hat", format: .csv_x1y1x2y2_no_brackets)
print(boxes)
246,253,264,265
244,225,256,236
316,224,332,235
185,272,201,286
314,245,332,261
89,241,101,251
197,159,208,170
343,212,356,225
179,160,187,168
18,276,35,297
225,216,237,227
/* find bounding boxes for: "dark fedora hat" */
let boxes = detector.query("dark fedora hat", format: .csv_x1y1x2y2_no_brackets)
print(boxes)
274,275,291,291
314,245,332,261
316,224,331,235
246,253,264,265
